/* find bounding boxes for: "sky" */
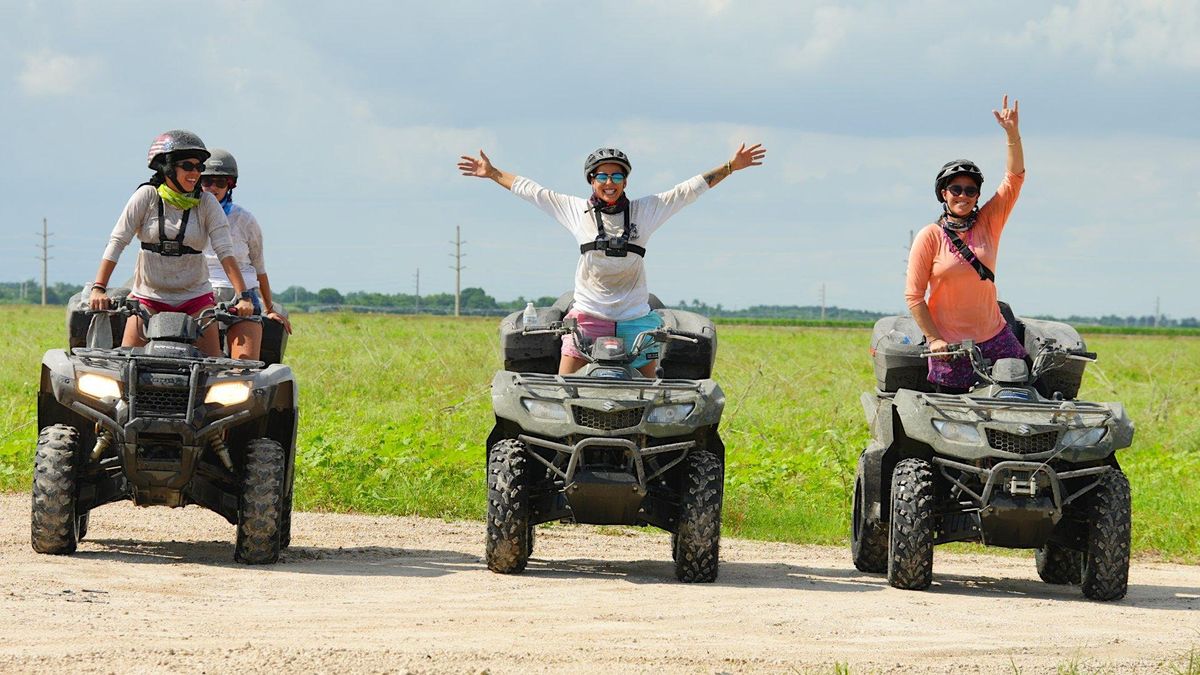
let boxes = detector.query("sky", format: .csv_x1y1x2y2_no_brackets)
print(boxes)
1,0,1198,318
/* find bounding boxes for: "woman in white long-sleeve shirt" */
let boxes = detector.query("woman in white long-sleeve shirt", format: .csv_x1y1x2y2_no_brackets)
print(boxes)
459,143,766,377
200,148,291,360
88,130,254,357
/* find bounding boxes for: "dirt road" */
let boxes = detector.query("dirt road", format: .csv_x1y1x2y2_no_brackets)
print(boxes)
1,493,1196,673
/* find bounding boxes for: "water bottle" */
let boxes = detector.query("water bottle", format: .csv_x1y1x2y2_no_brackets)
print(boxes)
522,302,538,328
886,329,912,345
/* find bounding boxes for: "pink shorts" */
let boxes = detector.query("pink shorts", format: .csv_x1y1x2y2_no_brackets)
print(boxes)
560,308,664,367
133,292,216,316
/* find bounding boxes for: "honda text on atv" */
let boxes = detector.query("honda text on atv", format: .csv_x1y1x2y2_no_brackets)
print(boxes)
486,293,726,582
32,289,297,563
852,304,1134,600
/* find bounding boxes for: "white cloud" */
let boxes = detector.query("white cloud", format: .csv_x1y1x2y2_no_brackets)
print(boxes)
1008,0,1200,71
779,5,860,69
17,51,102,97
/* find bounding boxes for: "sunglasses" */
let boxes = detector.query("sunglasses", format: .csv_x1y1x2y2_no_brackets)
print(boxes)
945,184,980,197
592,172,626,184
176,161,206,173
201,176,231,188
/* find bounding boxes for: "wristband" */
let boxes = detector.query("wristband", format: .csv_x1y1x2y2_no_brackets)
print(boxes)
91,283,106,292
725,161,733,175
239,290,253,300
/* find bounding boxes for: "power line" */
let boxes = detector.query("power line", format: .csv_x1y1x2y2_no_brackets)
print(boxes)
449,226,466,317
37,218,53,306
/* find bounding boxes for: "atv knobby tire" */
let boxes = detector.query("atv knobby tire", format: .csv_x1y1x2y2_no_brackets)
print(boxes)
235,438,287,564
1081,469,1131,601
486,439,531,574
674,450,723,583
31,424,82,555
1036,542,1082,585
851,456,887,573
887,458,936,590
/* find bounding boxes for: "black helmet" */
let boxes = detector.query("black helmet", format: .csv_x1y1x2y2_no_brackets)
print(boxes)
584,147,631,184
935,159,983,203
146,129,210,172
202,148,238,178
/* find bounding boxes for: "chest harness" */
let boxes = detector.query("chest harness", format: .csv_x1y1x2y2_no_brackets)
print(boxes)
939,213,993,282
141,192,202,257
579,201,646,258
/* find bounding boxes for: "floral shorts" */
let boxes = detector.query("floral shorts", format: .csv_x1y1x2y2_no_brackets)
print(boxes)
927,325,1026,390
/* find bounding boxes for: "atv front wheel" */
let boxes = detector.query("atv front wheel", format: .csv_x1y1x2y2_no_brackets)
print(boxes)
31,425,82,555
1081,469,1131,601
851,456,887,573
674,450,723,583
887,458,936,590
486,439,531,574
1035,542,1082,585
235,438,287,564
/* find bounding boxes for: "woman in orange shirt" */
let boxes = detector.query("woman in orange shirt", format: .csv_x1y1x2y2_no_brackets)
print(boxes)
905,95,1026,391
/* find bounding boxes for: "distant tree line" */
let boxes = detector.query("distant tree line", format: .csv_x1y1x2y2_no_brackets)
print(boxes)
2,280,1198,327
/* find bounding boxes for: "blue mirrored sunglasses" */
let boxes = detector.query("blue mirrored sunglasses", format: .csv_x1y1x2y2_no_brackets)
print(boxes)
592,172,626,184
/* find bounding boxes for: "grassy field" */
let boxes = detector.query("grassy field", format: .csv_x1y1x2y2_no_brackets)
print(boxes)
1,305,1197,561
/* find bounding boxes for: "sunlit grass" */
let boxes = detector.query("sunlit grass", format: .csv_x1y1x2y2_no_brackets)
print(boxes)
1,306,1196,561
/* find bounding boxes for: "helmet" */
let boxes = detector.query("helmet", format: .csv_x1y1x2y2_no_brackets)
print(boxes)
584,147,631,184
146,129,210,171
935,159,983,203
202,148,238,178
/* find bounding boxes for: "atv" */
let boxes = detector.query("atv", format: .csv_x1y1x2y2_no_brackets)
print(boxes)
486,293,726,582
852,305,1134,600
33,291,298,563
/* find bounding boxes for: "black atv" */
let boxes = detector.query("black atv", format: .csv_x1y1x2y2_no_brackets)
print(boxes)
486,292,726,581
34,291,298,563
853,304,1134,600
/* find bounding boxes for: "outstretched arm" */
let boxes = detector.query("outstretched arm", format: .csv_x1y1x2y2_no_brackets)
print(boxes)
458,150,516,190
993,95,1023,175
701,143,767,188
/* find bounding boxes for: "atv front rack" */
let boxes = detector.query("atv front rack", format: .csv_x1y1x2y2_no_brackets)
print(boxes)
514,372,703,397
916,392,1114,425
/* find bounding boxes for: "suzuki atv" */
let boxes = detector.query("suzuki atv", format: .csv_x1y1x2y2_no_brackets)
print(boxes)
853,306,1134,600
34,293,298,563
486,293,726,582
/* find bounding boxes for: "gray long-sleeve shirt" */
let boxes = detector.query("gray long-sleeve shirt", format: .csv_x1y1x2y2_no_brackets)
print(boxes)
103,185,235,305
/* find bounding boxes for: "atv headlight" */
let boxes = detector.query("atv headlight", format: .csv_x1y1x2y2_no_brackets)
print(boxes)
1062,427,1107,447
647,403,695,424
932,419,981,443
521,398,568,421
77,372,121,400
205,381,251,406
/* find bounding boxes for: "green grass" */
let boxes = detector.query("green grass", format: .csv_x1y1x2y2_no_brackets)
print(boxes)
1,306,1198,561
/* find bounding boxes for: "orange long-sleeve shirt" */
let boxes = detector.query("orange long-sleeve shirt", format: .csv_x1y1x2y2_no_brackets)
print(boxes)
904,171,1025,343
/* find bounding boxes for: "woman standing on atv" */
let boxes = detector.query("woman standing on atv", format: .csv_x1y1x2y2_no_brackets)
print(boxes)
88,130,254,357
905,95,1026,392
459,143,766,377
200,148,291,360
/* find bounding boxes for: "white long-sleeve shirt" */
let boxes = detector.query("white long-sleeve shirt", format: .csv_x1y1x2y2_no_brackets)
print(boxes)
205,203,266,290
510,175,708,321
103,185,234,305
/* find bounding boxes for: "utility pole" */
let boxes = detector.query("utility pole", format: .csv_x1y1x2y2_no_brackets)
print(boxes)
820,283,826,322
449,226,466,317
37,218,53,305
414,268,421,313
1155,296,1161,328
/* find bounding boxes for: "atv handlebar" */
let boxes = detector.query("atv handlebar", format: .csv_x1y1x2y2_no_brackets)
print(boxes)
521,320,697,364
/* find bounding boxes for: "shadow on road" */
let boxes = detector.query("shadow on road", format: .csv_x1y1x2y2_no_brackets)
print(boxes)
76,539,481,579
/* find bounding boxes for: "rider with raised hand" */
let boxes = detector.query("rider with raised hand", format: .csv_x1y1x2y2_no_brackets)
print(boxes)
905,95,1027,391
200,148,292,360
89,130,254,358
459,143,766,377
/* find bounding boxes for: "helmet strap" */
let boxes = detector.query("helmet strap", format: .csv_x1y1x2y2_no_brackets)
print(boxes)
940,206,978,232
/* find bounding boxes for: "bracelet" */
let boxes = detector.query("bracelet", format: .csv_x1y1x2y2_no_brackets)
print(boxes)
1007,136,1021,146
725,161,733,176
91,283,106,292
